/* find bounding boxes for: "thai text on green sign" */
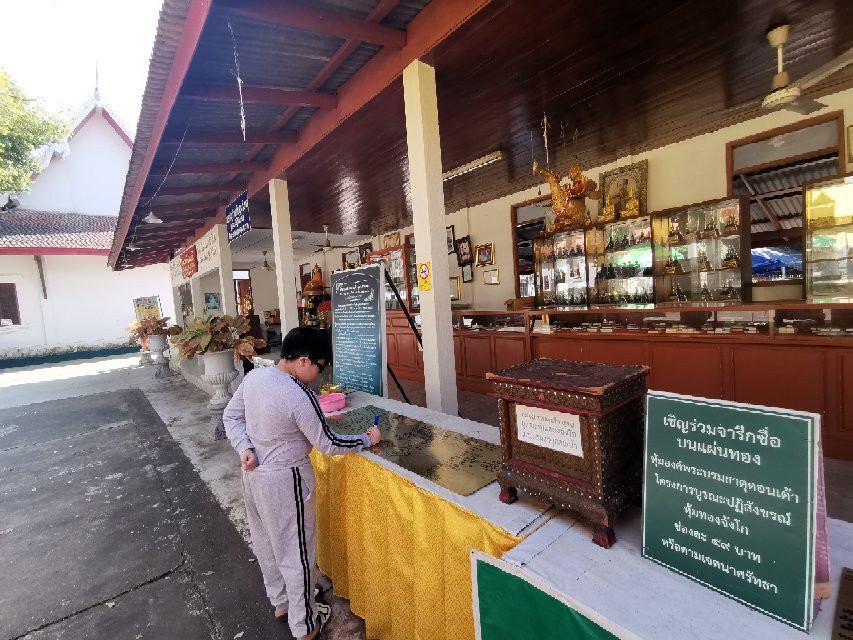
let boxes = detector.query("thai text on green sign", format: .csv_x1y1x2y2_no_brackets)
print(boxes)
642,391,818,632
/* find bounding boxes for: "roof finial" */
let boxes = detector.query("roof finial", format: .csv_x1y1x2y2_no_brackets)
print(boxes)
94,59,101,102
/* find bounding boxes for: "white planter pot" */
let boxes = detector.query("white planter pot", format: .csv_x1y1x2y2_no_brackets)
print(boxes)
201,349,238,410
148,334,170,377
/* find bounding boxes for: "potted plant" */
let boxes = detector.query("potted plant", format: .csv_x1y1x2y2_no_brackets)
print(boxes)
316,299,332,328
128,317,180,365
172,315,267,437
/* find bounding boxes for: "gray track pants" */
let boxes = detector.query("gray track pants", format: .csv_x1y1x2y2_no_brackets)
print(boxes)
243,463,319,638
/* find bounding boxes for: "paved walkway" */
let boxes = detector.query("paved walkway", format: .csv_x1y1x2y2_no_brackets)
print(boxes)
0,355,364,640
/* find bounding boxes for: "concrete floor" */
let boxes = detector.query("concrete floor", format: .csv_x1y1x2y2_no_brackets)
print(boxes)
0,356,364,640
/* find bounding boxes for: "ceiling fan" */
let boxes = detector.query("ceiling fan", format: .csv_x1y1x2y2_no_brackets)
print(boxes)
309,224,352,253
760,23,853,115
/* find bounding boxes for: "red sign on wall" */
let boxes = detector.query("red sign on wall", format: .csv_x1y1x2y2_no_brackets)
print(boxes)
180,246,198,278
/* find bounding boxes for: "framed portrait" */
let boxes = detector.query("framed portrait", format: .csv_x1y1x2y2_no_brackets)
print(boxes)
475,242,494,266
598,159,648,221
483,269,500,285
455,235,473,267
204,292,221,311
449,276,461,301
299,263,312,290
461,263,473,283
358,242,373,264
382,231,401,248
342,248,360,270
446,225,456,254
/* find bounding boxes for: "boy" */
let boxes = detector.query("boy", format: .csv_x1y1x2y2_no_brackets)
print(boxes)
224,327,381,640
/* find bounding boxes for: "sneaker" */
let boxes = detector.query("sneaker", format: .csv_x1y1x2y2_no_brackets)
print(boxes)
313,601,332,637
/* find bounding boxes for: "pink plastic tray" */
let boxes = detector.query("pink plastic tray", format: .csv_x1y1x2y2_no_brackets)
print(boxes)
317,392,346,414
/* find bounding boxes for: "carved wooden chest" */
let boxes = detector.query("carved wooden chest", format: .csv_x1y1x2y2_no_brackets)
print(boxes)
487,358,649,548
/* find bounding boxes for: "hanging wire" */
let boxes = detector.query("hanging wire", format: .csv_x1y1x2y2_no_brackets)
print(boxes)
227,18,247,142
141,117,191,208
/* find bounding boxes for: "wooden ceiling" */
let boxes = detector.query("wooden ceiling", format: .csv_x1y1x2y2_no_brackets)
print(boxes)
116,0,853,268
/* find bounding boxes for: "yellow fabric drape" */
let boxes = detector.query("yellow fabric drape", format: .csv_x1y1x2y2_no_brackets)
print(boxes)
311,450,523,640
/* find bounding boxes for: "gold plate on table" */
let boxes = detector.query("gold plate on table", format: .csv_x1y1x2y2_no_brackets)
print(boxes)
328,405,501,496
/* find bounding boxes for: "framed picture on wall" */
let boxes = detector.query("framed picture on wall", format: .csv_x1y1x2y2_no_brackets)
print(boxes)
382,231,401,248
204,292,221,311
475,242,495,266
598,159,648,220
342,249,360,270
358,242,373,264
461,263,473,283
446,225,456,254
455,235,473,267
299,263,312,291
483,269,500,285
449,276,461,301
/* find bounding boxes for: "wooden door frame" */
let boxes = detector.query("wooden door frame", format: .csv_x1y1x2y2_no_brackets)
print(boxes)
510,194,550,298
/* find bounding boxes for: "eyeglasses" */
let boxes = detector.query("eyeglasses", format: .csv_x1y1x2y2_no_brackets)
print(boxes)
303,356,328,373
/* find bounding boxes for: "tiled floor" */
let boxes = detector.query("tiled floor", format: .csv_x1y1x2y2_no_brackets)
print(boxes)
388,375,853,523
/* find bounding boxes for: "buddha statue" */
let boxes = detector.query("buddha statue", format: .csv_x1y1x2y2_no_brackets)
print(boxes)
600,195,617,223
303,264,325,294
621,185,640,219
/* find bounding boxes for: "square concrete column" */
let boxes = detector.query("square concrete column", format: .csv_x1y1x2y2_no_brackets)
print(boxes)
269,179,300,333
403,60,458,415
213,224,238,316
190,276,204,318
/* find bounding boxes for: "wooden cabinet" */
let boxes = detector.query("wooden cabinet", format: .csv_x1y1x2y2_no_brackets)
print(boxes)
381,311,853,460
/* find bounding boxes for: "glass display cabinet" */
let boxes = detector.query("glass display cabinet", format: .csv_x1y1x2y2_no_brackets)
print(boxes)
528,307,772,336
585,217,654,308
452,311,526,332
651,196,751,306
533,229,588,308
366,246,410,311
804,174,853,302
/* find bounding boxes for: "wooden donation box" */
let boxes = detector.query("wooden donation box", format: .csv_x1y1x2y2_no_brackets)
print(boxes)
487,359,649,548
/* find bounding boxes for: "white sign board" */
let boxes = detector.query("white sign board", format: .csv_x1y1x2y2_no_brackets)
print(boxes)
515,405,583,457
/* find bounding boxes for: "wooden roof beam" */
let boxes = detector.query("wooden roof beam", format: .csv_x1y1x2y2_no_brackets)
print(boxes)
161,130,297,145
141,182,246,197
246,0,491,196
148,162,268,176
233,0,401,173
181,84,337,108
219,0,406,49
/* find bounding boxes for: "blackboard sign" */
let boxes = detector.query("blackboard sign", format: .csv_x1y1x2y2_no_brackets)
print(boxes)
642,391,819,631
331,264,386,396
226,190,250,242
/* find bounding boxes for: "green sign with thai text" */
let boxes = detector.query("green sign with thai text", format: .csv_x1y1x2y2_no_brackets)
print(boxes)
642,391,818,632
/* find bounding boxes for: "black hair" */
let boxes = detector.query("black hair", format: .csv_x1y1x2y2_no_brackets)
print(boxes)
280,327,332,364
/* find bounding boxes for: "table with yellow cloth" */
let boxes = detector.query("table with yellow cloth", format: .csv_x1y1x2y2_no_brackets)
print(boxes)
311,392,552,640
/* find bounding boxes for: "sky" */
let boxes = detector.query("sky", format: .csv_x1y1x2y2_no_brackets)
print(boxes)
1,0,163,136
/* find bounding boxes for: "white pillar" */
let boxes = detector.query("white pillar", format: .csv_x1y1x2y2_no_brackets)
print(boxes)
403,60,458,415
190,276,204,318
269,179,300,333
214,224,238,316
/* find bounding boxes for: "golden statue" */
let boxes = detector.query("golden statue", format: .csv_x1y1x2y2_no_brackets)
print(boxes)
600,195,617,223
533,160,599,231
621,185,640,219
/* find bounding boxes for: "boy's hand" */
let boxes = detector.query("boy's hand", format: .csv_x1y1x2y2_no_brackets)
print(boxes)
365,426,382,446
240,448,258,471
